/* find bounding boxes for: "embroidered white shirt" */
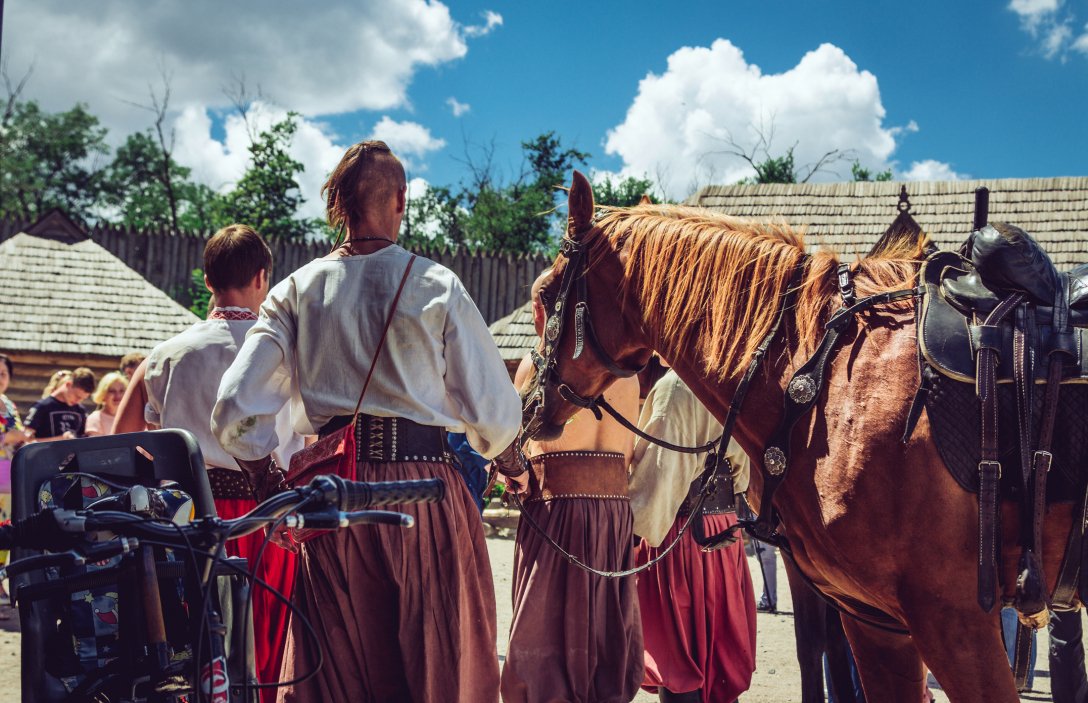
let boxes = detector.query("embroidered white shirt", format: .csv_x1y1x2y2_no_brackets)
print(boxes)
628,370,751,547
211,245,521,461
145,316,304,470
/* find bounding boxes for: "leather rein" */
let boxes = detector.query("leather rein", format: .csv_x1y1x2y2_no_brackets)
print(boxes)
516,229,805,577
519,227,923,642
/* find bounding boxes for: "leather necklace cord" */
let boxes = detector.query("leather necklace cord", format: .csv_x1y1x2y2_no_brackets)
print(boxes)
337,236,397,256
342,236,395,245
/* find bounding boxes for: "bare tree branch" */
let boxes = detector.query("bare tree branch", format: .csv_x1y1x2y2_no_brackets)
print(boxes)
797,147,856,183
223,72,266,142
700,114,855,184
452,128,501,194
121,61,183,232
1,59,34,124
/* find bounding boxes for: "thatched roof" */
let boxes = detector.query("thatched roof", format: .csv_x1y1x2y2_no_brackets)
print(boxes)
686,176,1088,268
0,231,199,356
489,176,1087,364
489,302,535,365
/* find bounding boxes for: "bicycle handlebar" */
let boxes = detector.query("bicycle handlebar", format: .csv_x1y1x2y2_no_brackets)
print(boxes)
0,474,447,553
314,475,446,512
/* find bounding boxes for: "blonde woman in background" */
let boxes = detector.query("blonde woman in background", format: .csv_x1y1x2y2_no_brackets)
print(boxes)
85,372,127,436
42,370,70,397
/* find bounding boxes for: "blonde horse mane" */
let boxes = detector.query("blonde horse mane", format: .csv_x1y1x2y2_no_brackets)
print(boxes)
590,204,928,380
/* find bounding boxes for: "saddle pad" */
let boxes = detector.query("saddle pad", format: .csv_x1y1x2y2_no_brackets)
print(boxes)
919,251,1088,384
925,370,1088,499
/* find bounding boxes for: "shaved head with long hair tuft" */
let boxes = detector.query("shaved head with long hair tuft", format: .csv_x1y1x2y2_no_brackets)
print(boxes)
322,140,406,245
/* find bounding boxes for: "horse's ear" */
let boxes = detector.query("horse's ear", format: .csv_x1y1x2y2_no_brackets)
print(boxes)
638,194,651,205
568,170,595,239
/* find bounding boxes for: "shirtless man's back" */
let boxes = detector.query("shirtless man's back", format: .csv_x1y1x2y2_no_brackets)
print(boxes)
501,355,644,703
516,357,638,461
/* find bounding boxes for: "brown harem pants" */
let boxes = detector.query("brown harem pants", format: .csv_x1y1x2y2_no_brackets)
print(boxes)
501,450,644,703
277,459,500,703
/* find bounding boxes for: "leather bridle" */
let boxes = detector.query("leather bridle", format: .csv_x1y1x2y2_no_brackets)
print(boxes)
515,224,803,577
525,232,648,431
521,231,922,633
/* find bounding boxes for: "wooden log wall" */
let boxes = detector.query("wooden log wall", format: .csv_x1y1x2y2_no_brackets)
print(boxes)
0,219,550,324
2,351,121,414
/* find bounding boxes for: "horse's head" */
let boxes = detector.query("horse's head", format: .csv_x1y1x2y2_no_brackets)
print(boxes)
521,171,653,440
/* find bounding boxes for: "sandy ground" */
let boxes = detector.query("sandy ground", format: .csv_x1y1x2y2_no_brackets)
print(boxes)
0,536,1066,702
489,537,1048,703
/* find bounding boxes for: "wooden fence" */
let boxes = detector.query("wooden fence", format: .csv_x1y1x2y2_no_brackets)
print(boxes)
1,219,550,323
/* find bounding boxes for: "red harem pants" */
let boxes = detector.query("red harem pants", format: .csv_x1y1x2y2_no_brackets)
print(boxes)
215,496,297,703
635,512,757,702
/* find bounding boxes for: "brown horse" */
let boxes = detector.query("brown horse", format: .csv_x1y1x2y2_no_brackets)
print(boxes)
522,171,1077,702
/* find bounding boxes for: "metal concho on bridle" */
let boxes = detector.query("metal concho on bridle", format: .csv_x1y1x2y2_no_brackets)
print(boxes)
530,232,645,421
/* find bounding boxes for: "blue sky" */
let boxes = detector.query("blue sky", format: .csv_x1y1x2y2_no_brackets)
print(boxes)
4,0,1085,216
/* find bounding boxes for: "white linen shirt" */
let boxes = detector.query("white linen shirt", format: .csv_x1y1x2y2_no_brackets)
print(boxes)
628,370,751,547
211,245,521,461
145,315,304,470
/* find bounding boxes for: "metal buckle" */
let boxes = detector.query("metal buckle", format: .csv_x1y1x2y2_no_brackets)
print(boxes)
979,459,1002,480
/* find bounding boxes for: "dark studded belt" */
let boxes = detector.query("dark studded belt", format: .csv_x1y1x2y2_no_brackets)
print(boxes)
677,471,735,518
320,414,454,464
526,450,629,503
207,467,254,501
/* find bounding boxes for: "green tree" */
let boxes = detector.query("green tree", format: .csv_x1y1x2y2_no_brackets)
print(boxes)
734,147,799,185
177,183,224,233
462,181,557,254
402,184,465,250
105,131,226,233
401,132,596,254
462,131,589,254
188,268,212,318
521,132,590,194
218,114,314,241
851,160,893,182
593,175,661,206
0,100,109,221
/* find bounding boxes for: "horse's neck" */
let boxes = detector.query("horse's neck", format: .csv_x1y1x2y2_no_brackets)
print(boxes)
663,344,789,465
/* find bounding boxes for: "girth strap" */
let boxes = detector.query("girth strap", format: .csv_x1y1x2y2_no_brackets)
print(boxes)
1012,277,1077,689
1053,484,1088,609
976,293,1023,613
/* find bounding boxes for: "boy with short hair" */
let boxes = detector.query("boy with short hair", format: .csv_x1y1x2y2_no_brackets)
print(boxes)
23,367,96,440
119,352,145,380
133,224,300,699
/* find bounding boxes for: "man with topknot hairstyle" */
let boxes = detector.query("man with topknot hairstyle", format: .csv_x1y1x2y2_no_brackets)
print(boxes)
214,141,522,703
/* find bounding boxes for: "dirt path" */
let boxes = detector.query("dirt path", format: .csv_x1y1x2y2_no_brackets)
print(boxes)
0,537,1062,702
488,536,1056,703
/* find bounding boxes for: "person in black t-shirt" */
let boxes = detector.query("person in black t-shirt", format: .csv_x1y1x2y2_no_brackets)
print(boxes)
23,367,96,441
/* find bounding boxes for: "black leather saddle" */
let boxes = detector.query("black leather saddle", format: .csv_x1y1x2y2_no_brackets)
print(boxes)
919,224,1088,383
913,222,1088,625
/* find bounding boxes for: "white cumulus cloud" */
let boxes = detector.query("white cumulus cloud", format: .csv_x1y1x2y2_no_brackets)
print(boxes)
464,11,503,38
3,0,483,140
899,160,967,182
1075,26,1088,53
1010,0,1062,27
1008,0,1080,58
605,40,903,200
368,117,446,169
172,106,448,220
446,97,471,117
172,102,346,221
